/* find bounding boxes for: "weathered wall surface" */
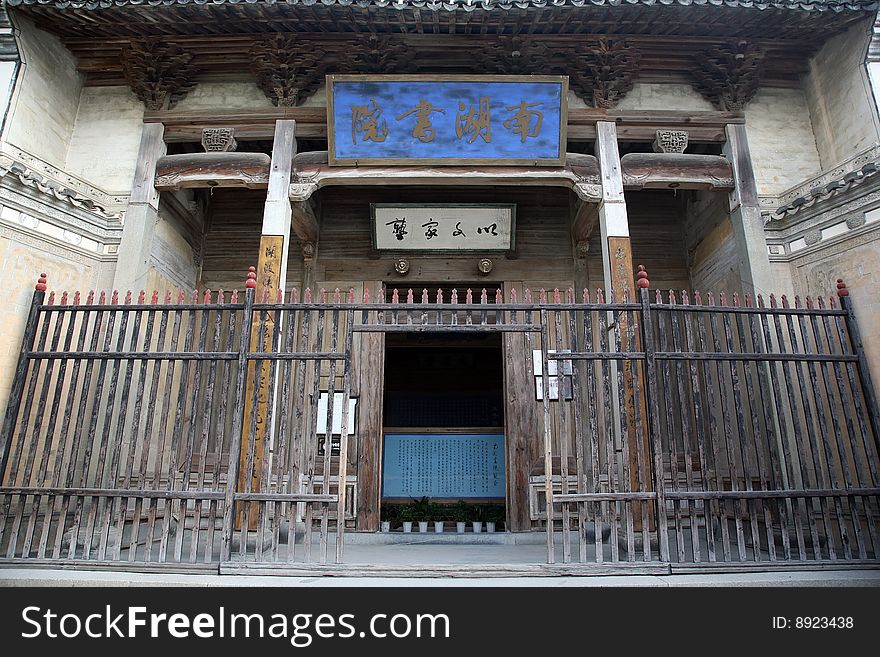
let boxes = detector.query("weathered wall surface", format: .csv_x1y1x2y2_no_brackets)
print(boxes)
173,82,274,111
0,226,115,420
804,18,880,169
745,87,823,196
614,83,714,112
1,17,82,170
788,220,880,384
65,86,144,194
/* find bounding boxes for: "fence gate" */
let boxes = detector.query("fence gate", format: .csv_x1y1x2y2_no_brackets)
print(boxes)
223,287,356,569
543,280,880,568
538,288,664,568
0,280,356,570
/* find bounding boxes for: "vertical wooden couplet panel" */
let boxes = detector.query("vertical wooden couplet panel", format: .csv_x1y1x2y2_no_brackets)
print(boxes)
237,120,296,528
595,122,653,529
237,236,284,527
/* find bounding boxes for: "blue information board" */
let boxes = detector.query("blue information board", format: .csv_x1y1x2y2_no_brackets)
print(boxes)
382,434,505,499
327,75,567,166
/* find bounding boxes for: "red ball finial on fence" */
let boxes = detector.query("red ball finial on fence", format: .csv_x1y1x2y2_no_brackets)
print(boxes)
245,266,257,290
35,273,47,292
836,279,849,297
636,265,650,289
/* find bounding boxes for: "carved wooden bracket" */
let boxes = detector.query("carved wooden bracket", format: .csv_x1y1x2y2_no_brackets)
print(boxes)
692,40,765,111
251,35,327,107
568,39,641,109
346,34,413,74
122,40,197,110
477,36,553,75
292,199,319,245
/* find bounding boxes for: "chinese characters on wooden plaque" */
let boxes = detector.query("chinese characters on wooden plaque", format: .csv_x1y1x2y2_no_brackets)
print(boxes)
371,204,514,252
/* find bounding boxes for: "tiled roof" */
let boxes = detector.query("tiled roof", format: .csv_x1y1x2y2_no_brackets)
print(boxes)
5,0,878,13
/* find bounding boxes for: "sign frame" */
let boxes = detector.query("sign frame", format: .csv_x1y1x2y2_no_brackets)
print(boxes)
370,203,516,255
381,433,506,500
326,74,569,167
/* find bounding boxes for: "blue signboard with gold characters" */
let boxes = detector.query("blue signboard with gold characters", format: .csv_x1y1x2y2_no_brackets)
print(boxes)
327,75,568,166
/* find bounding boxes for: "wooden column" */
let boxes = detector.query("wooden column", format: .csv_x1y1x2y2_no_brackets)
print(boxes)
113,123,166,293
724,124,774,297
356,280,383,532
238,120,296,526
595,121,653,517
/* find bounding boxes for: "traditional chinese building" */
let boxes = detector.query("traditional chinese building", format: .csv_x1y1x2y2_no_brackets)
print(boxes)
0,0,878,574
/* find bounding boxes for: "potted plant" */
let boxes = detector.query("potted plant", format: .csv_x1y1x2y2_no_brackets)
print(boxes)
412,496,433,533
452,501,469,533
398,503,415,533
486,505,505,533
471,505,485,534
380,505,397,533
432,502,446,533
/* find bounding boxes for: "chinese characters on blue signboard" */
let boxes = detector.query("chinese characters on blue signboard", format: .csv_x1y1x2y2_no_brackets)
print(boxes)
328,76,567,164
382,434,505,499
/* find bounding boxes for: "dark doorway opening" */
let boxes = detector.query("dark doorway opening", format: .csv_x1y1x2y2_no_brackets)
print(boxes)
379,328,507,531
383,332,504,428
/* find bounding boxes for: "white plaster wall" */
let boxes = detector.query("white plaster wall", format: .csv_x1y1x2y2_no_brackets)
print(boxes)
745,87,822,195
615,83,715,111
172,82,274,111
300,85,326,108
0,61,17,129
65,86,144,194
1,18,82,169
805,19,880,169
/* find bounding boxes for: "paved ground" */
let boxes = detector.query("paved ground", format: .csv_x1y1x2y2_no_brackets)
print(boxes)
2,567,879,587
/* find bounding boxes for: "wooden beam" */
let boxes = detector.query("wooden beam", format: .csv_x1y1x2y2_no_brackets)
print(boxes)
154,152,271,190
113,122,166,293
146,108,744,144
595,121,653,531
724,123,773,296
238,119,297,528
288,156,602,202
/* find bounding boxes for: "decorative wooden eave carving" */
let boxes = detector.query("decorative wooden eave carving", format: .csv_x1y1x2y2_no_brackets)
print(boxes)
121,40,198,111
572,199,600,243
477,36,553,75
292,198,319,245
568,38,641,109
251,34,327,107
346,34,413,74
692,40,765,111
289,151,601,202
155,152,271,191
620,153,734,191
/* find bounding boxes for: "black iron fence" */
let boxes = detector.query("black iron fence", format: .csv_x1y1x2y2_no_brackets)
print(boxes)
0,269,877,572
